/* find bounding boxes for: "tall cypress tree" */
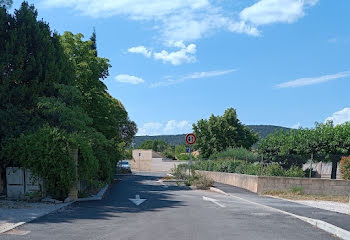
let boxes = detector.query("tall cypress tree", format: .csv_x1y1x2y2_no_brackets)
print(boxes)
90,27,97,57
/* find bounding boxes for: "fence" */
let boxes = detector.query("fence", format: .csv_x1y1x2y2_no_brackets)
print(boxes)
6,167,43,199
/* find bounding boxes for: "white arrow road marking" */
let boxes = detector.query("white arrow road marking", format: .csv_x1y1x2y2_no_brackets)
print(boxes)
129,194,147,206
203,196,225,208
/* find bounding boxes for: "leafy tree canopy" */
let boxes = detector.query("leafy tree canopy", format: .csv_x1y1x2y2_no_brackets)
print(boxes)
193,108,258,158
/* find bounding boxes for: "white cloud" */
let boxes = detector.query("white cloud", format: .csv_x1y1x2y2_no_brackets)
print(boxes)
153,42,196,65
239,0,318,26
137,122,163,136
276,70,350,88
325,108,350,125
41,0,317,42
137,120,192,136
151,69,236,88
128,46,151,58
291,122,301,129
41,0,260,42
128,42,197,65
115,74,144,84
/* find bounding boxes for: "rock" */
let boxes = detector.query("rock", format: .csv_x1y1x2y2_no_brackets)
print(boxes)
64,197,74,203
41,197,62,204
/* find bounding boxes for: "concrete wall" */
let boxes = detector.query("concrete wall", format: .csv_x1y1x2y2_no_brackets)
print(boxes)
197,170,350,196
303,162,342,179
198,171,259,193
130,149,186,172
131,149,153,171
258,176,350,195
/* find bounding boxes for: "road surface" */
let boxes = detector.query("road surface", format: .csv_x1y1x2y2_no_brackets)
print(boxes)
0,172,339,240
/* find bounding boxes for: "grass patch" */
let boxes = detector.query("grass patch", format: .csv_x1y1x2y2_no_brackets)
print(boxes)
264,190,349,203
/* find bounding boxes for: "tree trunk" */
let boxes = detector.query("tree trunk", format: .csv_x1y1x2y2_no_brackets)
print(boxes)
331,159,337,179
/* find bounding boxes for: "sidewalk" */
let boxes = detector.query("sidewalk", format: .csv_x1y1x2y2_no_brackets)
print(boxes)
212,182,350,232
0,200,73,234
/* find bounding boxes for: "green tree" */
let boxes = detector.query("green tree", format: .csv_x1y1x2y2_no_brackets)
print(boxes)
139,139,169,152
259,122,350,178
0,2,76,167
193,108,258,158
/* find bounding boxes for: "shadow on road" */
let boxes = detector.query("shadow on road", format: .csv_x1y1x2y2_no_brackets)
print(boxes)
28,173,189,224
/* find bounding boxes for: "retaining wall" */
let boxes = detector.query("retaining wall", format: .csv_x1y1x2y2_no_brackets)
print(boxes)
197,170,350,196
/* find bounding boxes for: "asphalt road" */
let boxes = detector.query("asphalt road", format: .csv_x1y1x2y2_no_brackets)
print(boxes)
0,172,339,240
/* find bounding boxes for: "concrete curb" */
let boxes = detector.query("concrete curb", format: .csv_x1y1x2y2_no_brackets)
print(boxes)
209,187,230,196
1,184,110,234
210,188,350,240
0,201,75,235
77,184,109,202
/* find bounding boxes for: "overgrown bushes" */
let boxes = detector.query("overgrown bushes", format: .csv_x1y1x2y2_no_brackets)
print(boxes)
210,147,258,162
2,126,78,200
192,160,305,178
340,156,350,180
171,164,213,189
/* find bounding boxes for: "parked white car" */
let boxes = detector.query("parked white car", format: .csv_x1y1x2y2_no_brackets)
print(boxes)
117,160,131,171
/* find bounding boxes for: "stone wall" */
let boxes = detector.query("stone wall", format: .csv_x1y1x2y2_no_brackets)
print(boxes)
197,170,350,196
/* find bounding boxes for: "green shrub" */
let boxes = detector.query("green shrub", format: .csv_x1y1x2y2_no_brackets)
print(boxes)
177,153,190,160
340,156,350,180
192,174,214,190
291,186,303,194
193,159,305,178
2,126,77,200
285,166,306,178
171,164,188,180
264,164,285,177
210,147,258,162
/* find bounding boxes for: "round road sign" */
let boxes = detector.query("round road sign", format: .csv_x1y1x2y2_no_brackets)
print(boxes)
185,134,196,145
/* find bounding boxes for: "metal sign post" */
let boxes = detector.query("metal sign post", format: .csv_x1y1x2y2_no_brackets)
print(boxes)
185,134,197,176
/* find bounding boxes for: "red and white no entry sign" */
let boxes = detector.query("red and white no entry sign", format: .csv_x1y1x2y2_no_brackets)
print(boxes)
185,133,196,145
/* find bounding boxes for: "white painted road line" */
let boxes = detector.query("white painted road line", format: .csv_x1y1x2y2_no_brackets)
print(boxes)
226,193,350,240
203,196,225,208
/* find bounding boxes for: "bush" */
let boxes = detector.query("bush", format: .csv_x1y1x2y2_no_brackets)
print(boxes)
291,186,303,194
2,126,77,200
171,164,188,180
263,164,285,177
192,174,214,190
286,166,305,177
193,159,305,178
177,153,190,161
210,147,258,162
340,156,350,180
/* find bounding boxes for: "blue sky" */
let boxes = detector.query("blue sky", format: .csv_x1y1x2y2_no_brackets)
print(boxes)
12,0,350,135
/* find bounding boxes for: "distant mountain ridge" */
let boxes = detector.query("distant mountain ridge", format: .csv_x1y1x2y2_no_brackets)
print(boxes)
133,125,290,147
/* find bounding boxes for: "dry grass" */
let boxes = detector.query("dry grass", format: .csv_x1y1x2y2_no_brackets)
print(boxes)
162,174,174,180
264,190,349,203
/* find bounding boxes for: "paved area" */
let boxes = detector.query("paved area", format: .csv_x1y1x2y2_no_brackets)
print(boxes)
0,200,71,234
213,182,350,232
285,200,349,215
0,173,341,240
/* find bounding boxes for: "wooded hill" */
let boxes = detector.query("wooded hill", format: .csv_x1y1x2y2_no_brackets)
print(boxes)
133,125,291,147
